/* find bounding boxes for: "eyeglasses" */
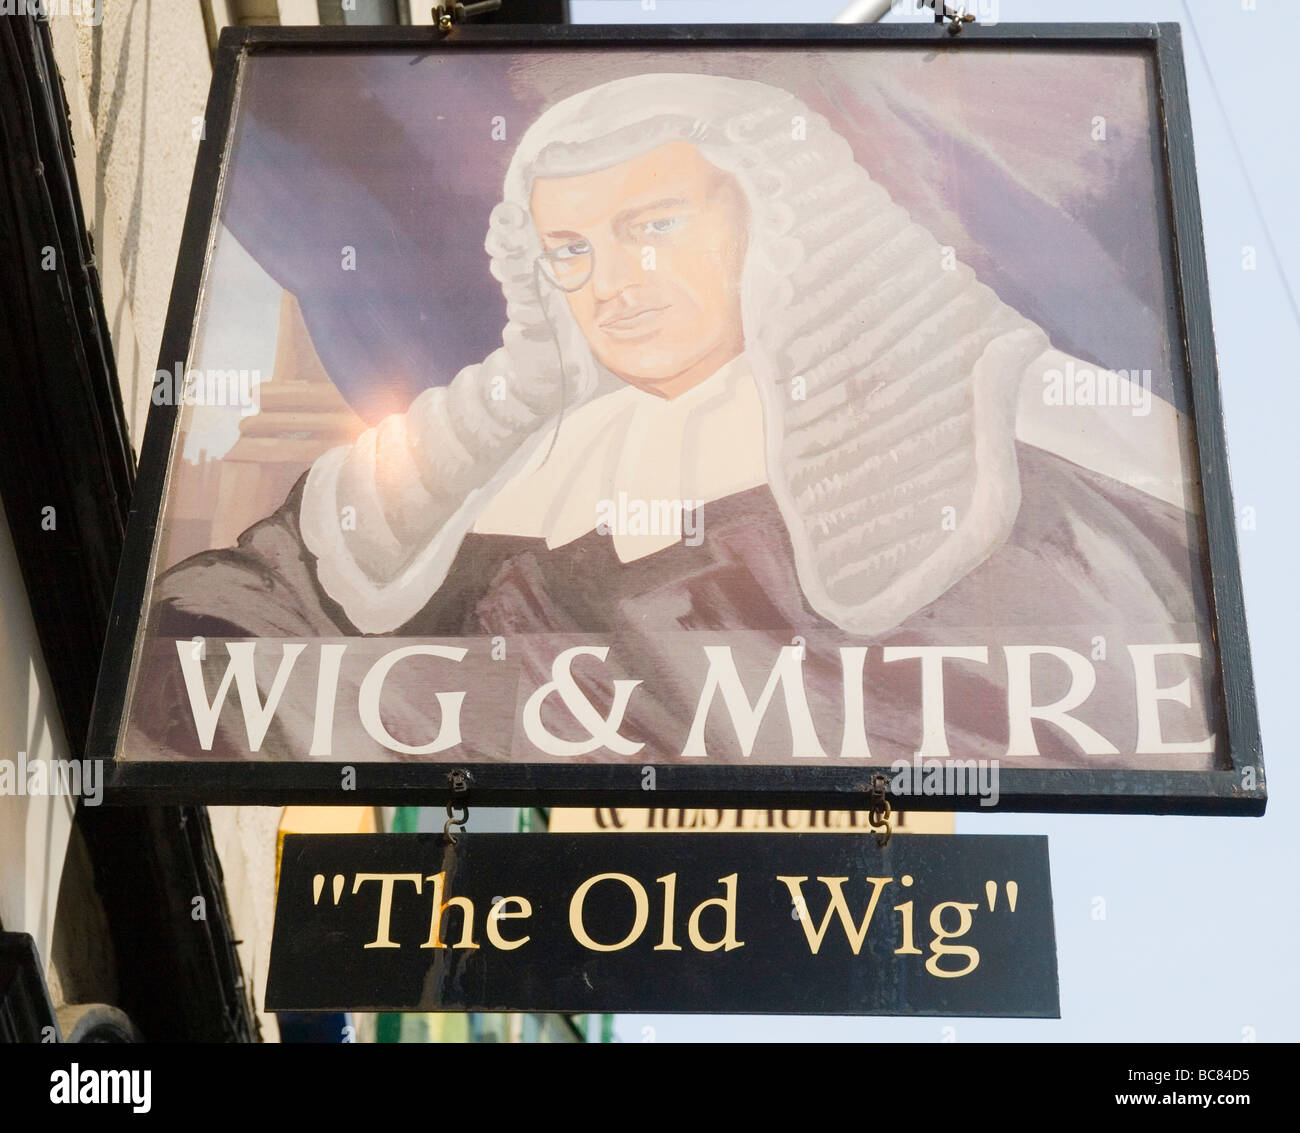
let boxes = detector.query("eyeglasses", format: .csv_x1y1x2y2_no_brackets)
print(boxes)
536,239,594,292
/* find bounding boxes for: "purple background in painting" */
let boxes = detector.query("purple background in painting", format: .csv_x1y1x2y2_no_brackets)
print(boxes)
219,47,1184,423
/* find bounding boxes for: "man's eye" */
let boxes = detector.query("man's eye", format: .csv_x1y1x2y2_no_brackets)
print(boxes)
638,216,687,237
548,240,590,260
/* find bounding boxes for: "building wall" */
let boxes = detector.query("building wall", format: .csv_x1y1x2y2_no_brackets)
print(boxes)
207,806,283,1042
0,497,76,973
34,2,320,1040
50,4,213,446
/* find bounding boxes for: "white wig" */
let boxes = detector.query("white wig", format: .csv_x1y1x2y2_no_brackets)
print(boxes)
300,72,1049,634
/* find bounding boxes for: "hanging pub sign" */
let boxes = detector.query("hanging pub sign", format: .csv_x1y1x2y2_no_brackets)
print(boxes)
265,832,1059,1017
88,22,1263,814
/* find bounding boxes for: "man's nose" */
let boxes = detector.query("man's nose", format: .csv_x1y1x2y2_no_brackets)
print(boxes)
589,238,644,302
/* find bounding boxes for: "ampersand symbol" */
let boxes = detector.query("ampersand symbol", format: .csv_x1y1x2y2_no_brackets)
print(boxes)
523,646,644,756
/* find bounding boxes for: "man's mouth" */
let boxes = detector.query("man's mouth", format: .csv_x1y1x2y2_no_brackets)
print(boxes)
599,305,669,335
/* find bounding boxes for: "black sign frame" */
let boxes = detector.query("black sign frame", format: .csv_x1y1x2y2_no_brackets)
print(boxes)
266,831,1060,1017
88,21,1263,815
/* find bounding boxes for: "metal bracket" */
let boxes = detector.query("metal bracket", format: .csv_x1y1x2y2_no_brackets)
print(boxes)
443,767,472,843
868,772,893,848
928,1,977,34
431,1,503,34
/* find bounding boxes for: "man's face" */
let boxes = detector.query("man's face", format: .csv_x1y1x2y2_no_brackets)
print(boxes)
529,140,748,399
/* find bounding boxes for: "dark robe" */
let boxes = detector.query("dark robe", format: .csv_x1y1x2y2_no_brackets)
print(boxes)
132,444,1221,770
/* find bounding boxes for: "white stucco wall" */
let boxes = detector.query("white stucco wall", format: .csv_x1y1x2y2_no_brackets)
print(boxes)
37,5,287,1037
53,3,213,448
0,498,76,972
207,805,283,1042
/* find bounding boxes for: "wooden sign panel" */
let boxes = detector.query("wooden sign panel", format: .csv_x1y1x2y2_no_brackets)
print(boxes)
89,24,1262,815
266,832,1059,1017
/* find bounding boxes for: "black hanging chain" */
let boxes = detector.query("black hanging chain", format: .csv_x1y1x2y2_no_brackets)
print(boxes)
443,768,472,844
432,1,502,33
868,772,893,848
928,1,977,34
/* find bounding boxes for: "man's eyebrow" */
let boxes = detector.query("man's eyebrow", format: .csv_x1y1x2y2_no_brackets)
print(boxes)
611,196,691,229
540,196,692,241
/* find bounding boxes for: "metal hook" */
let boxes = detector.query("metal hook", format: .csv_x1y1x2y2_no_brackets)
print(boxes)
868,772,893,848
928,0,976,33
443,802,469,844
443,768,472,844
431,1,502,34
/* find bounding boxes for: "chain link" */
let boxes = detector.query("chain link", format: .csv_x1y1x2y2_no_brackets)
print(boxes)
868,772,893,848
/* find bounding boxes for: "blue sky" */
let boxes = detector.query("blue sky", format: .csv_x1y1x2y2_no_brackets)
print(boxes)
564,0,1300,1043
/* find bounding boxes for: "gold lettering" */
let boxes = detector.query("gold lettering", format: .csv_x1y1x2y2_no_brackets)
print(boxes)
486,896,532,950
777,876,892,955
926,901,980,977
687,873,745,952
419,871,479,950
655,874,682,951
353,872,423,949
569,873,649,952
893,901,922,955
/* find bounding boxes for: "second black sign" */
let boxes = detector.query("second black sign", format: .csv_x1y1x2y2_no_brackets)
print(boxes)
267,832,1058,1017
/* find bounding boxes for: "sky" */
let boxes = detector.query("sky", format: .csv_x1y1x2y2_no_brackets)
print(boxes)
560,0,1300,1043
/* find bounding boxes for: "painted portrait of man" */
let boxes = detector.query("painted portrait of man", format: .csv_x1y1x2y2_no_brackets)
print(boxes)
129,61,1221,771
